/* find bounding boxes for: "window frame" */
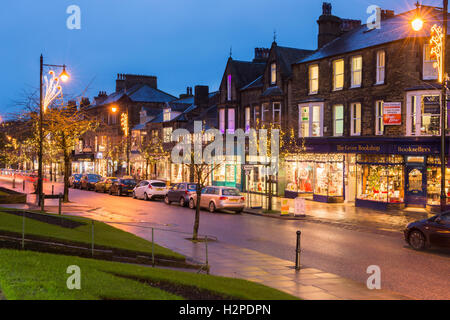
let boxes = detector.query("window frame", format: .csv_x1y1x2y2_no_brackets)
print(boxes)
245,106,251,132
227,108,235,134
376,50,385,84
375,100,384,135
227,74,232,101
333,59,345,91
163,127,173,143
333,104,344,136
350,102,362,136
273,102,281,125
350,55,362,88
308,64,319,94
270,63,277,85
298,103,324,138
423,44,438,80
219,108,226,133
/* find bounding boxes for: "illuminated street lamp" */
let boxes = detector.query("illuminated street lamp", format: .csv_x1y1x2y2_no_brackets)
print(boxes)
109,104,131,175
37,55,70,205
412,1,448,211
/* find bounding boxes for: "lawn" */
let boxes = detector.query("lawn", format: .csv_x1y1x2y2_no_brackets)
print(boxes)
0,209,184,260
0,249,298,300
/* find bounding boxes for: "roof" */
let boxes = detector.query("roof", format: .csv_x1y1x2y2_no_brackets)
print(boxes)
261,86,284,97
90,83,176,108
273,45,314,77
241,75,263,91
298,9,450,64
229,59,266,89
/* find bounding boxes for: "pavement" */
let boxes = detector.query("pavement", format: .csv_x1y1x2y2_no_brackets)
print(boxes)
0,177,449,300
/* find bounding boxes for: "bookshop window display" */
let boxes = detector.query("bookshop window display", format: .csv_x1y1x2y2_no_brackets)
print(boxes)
285,159,314,194
313,154,345,203
356,155,404,205
426,156,450,206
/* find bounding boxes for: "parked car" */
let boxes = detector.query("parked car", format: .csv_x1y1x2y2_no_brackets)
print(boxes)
188,186,245,213
133,180,168,200
110,178,137,196
404,211,450,250
164,182,198,206
80,174,102,191
94,177,118,193
69,174,82,188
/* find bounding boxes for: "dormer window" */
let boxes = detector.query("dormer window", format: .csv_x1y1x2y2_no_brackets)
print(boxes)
163,108,171,121
270,63,277,85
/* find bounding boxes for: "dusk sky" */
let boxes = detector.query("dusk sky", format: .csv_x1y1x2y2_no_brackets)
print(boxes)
0,0,442,118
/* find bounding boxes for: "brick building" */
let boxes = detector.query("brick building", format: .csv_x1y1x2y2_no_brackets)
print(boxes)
287,3,450,211
73,74,176,177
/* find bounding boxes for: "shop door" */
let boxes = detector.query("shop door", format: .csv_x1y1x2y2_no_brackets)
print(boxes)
405,165,426,206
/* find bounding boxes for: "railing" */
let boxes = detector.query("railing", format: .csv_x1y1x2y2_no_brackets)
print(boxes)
1,210,214,274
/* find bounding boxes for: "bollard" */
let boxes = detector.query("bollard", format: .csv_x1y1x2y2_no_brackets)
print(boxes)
22,210,25,250
151,228,155,267
295,230,301,270
52,185,54,195
91,220,94,257
41,193,45,212
205,235,209,274
12,178,15,189
22,180,25,191
58,193,62,215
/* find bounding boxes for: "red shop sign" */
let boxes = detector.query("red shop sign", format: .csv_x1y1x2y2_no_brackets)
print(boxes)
383,102,401,125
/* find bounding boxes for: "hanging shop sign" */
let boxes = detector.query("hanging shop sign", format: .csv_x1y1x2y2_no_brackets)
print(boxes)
383,102,402,125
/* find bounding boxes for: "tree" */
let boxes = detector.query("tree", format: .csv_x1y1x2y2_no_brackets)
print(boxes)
140,131,168,180
39,104,98,202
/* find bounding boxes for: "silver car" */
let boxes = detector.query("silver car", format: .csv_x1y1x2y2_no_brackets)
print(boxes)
189,186,245,213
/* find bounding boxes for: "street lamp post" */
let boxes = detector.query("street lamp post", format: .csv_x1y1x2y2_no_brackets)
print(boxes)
111,104,131,176
412,2,448,212
37,54,69,206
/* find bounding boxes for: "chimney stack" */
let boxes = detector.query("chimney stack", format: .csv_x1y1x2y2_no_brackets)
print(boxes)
115,73,158,92
194,85,209,108
253,48,270,63
317,2,342,49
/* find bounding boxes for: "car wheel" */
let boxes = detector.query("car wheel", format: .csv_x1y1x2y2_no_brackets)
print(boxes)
179,197,186,207
235,209,243,213
209,201,216,213
109,188,112,195
144,193,149,201
189,198,195,209
132,191,137,199
408,230,426,250
164,195,171,205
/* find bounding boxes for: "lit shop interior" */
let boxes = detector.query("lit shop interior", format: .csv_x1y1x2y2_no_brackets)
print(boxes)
284,152,450,210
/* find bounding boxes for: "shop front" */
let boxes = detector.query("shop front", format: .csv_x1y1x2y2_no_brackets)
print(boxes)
212,157,243,190
284,153,345,203
72,153,95,174
298,137,446,210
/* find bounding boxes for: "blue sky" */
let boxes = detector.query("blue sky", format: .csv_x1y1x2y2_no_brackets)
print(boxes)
0,0,443,118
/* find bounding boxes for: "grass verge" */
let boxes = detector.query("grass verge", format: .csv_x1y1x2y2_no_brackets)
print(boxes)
0,249,298,300
0,209,184,260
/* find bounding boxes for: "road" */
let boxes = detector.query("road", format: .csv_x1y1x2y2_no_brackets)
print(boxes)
50,185,449,300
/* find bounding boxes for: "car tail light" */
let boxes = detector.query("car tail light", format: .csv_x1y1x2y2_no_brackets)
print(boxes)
120,184,125,187
241,197,245,201
219,196,228,200
148,185,153,189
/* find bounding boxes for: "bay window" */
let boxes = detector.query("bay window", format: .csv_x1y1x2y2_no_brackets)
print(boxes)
253,106,260,126
351,56,362,88
262,103,269,122
163,127,173,143
299,103,323,137
407,91,443,136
